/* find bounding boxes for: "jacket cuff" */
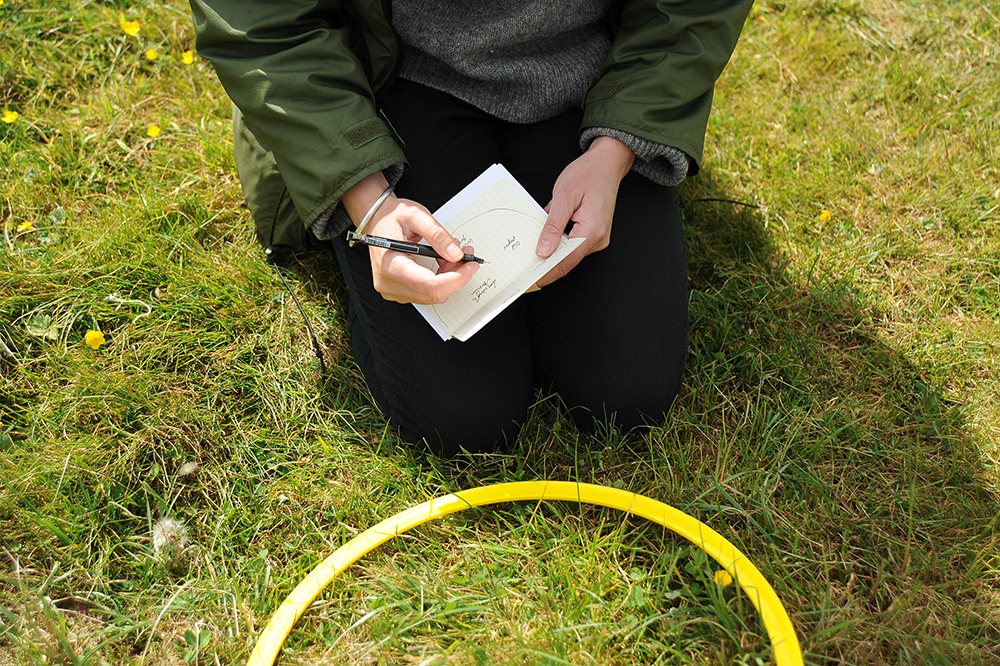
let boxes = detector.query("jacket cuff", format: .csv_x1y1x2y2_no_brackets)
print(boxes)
580,127,690,187
309,163,406,241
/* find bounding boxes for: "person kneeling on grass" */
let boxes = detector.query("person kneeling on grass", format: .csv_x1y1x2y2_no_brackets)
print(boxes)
189,0,753,456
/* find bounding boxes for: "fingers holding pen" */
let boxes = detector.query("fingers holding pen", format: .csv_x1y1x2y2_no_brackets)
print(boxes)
366,197,478,304
371,246,479,304
341,171,476,303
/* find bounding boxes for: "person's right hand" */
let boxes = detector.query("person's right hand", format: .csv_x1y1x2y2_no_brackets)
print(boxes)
343,173,479,305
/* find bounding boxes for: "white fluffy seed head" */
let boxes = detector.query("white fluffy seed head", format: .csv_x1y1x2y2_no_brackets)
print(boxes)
152,517,189,557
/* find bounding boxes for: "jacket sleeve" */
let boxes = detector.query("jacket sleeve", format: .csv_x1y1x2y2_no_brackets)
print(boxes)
189,0,405,229
583,0,754,175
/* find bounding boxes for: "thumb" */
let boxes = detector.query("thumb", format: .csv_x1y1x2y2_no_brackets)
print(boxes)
536,195,573,258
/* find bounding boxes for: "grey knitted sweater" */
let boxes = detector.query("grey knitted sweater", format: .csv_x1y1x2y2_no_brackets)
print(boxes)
393,0,689,186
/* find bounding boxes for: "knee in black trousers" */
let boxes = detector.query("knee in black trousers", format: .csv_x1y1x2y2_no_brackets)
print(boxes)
333,80,689,455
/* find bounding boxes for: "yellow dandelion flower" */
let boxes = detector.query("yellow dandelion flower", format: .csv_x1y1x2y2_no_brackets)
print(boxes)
145,48,158,61
119,14,141,37
181,50,195,65
85,330,106,350
714,570,734,587
819,209,832,222
1,109,18,124
16,220,33,233
147,125,161,138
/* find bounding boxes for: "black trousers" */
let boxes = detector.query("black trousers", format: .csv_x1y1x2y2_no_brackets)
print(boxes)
331,80,688,456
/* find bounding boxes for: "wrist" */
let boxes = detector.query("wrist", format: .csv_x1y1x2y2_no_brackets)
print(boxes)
343,172,391,227
588,135,635,180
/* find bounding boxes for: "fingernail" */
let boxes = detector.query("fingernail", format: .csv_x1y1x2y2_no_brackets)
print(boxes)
447,243,462,260
537,240,551,257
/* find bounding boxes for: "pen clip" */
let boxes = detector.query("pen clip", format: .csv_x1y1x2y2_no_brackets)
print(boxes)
346,229,363,247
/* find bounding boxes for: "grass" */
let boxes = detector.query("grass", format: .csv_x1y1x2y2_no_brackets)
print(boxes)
1,0,998,664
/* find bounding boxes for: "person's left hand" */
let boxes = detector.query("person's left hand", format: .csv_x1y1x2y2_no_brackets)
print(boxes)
534,135,635,288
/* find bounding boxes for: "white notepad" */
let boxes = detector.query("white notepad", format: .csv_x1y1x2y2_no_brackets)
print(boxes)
413,164,584,341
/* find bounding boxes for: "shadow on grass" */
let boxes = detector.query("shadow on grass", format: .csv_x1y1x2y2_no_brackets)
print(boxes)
648,170,997,664
280,168,999,665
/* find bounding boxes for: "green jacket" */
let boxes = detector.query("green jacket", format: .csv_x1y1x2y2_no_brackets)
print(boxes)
189,0,753,253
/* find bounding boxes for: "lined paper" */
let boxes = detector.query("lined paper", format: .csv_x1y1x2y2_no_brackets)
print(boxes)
413,164,584,341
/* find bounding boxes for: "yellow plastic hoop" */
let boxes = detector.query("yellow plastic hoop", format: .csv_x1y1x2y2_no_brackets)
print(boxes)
247,481,802,666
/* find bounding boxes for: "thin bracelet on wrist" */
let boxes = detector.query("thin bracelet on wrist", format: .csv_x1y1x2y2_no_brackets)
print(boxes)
355,184,395,235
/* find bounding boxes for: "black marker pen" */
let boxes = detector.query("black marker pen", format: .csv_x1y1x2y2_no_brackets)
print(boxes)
347,230,485,264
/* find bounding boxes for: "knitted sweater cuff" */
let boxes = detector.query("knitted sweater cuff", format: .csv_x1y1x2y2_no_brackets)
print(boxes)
580,127,689,187
309,163,406,240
